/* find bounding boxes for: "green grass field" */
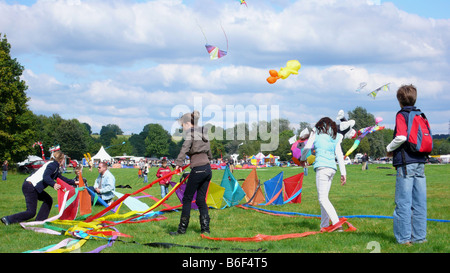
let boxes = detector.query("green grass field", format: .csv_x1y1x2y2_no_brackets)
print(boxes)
0,164,449,254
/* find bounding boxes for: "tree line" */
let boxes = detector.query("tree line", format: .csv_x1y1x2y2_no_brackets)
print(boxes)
14,112,396,162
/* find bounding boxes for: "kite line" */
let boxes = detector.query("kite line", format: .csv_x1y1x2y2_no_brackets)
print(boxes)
238,204,450,223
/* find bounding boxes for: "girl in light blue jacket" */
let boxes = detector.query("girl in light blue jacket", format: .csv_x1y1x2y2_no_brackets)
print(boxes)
301,117,347,230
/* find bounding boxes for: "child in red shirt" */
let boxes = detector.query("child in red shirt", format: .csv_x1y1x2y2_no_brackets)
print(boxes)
156,159,172,198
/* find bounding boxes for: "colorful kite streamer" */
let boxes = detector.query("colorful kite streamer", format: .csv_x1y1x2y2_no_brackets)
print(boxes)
345,117,385,157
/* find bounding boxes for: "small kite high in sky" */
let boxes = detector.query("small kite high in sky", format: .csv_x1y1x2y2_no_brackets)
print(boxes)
368,83,391,99
238,0,248,7
355,82,367,93
199,23,229,60
205,44,227,60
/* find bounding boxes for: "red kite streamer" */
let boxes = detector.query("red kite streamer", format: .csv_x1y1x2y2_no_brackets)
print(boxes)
86,165,190,222
32,141,46,160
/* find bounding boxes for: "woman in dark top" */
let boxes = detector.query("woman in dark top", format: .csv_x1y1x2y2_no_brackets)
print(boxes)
1,151,77,225
171,111,213,235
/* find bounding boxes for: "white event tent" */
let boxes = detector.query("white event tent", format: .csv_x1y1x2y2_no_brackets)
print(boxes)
91,146,112,162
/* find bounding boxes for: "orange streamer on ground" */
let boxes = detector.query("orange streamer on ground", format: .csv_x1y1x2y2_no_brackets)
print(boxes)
201,218,356,242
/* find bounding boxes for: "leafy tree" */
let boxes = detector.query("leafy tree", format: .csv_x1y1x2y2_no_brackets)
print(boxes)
33,115,99,159
100,124,123,147
83,125,102,157
348,106,375,129
238,140,261,160
432,138,450,155
224,123,250,156
274,118,292,133
205,124,227,158
297,121,313,136
88,141,102,159
107,136,133,157
210,138,225,159
144,123,172,157
168,139,182,159
275,129,295,161
0,34,36,162
128,133,146,157
33,114,66,158
82,122,92,135
128,123,157,157
54,119,88,159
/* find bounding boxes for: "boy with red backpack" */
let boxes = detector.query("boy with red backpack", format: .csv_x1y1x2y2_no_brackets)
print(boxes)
386,84,432,245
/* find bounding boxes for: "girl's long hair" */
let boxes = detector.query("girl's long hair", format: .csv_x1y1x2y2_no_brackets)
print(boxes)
315,117,338,139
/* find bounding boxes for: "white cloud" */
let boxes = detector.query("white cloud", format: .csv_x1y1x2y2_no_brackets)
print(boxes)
22,69,64,94
2,0,447,66
28,98,64,113
1,0,449,135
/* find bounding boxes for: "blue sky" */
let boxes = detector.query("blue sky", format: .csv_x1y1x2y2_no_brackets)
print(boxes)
381,0,450,19
1,0,449,138
6,0,450,18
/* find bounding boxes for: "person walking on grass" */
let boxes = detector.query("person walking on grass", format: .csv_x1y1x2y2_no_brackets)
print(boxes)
301,117,347,232
2,160,7,181
362,153,369,171
143,163,149,183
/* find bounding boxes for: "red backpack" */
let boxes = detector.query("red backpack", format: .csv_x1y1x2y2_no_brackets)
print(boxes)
404,109,433,154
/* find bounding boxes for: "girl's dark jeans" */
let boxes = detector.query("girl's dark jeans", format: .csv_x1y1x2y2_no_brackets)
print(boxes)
181,164,212,218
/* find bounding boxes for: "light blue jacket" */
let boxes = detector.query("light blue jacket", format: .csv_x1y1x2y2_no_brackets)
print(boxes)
301,129,346,175
94,169,116,201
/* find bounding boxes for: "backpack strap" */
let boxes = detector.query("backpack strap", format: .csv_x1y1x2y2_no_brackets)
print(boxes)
406,109,421,141
395,107,417,173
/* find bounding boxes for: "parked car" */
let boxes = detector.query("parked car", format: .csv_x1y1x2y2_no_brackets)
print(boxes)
343,157,352,165
375,157,392,164
18,160,46,174
427,157,440,164
354,153,363,163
